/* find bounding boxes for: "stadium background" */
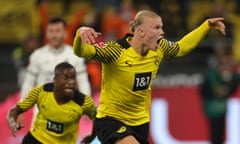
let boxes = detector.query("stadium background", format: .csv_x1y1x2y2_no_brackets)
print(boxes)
0,0,240,143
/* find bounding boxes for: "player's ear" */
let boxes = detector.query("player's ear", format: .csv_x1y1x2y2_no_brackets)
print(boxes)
137,28,145,38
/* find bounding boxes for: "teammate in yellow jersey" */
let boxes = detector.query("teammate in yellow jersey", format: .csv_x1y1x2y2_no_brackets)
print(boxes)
7,62,96,144
73,10,226,144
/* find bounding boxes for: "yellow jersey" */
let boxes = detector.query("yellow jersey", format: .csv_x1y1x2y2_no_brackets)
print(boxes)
17,83,95,144
73,21,210,126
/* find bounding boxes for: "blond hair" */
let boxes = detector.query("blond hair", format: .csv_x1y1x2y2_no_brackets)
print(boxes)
129,10,160,32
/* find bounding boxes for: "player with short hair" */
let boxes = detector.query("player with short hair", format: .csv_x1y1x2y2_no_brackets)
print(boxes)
19,17,91,127
21,17,91,98
73,10,226,144
7,62,96,144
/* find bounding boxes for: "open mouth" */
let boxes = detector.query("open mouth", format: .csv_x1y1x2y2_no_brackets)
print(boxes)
64,87,74,92
65,87,74,90
154,39,161,49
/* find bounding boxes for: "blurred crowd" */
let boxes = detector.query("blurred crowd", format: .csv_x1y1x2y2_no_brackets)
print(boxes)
2,0,240,92
7,0,240,57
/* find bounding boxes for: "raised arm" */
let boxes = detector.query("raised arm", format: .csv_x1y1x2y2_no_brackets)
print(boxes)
152,18,226,60
73,27,101,59
73,26,123,64
177,17,225,56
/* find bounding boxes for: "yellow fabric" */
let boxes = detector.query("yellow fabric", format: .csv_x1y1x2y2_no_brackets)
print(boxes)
74,37,167,126
73,22,210,126
17,85,95,144
73,30,96,60
177,20,210,56
97,47,164,126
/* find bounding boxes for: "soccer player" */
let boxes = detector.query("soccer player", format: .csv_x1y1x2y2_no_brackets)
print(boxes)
7,62,96,144
19,17,91,125
73,10,226,144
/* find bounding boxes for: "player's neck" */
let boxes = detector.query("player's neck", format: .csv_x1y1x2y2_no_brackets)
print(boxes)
54,92,71,105
129,37,148,56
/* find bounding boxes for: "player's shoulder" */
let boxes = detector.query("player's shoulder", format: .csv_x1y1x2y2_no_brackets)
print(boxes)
95,34,132,50
115,33,132,49
29,84,44,96
159,38,175,47
43,83,54,92
72,90,86,106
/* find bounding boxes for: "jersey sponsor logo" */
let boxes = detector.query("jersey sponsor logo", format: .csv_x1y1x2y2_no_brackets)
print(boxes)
116,126,127,133
133,72,152,91
46,119,64,134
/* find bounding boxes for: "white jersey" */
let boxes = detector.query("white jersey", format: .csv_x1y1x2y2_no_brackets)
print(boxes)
20,44,91,100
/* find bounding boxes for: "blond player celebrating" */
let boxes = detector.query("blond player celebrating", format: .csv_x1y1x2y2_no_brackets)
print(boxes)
73,10,225,144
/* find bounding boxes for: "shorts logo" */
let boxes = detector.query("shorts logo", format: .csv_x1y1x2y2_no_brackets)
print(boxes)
116,126,127,133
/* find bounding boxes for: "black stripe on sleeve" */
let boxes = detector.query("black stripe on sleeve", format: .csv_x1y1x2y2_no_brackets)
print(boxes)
94,41,123,64
159,39,179,60
168,44,180,58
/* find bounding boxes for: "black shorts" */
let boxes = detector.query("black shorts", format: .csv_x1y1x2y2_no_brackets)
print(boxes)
94,117,149,144
22,132,42,144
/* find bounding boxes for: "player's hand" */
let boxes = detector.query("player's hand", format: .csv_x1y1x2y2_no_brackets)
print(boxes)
7,116,24,137
17,113,25,129
208,17,226,35
7,117,18,137
78,26,101,44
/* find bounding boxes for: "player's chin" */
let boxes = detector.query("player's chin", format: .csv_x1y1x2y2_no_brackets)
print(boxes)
150,45,158,51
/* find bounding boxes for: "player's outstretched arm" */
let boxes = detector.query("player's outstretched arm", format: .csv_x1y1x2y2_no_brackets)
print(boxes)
176,17,226,57
7,105,24,137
